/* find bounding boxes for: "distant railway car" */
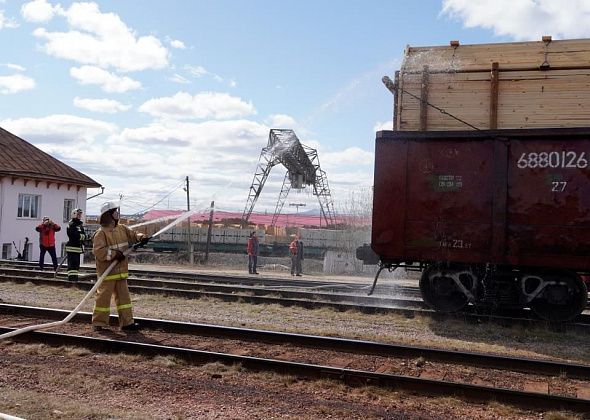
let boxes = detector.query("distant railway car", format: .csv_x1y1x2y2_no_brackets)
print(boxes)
371,128,590,321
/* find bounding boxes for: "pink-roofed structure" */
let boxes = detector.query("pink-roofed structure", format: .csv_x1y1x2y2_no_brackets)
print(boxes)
144,209,326,227
142,209,369,228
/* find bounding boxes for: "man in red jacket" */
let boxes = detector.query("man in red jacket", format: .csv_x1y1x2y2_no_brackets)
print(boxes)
36,216,61,270
246,231,259,274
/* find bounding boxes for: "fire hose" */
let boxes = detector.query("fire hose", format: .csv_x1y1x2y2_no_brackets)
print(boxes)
0,210,197,341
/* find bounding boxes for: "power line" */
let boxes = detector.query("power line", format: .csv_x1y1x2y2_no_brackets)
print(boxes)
128,180,186,216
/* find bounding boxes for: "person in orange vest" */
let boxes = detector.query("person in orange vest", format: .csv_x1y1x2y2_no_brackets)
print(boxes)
289,234,304,276
247,231,259,274
35,216,61,270
92,201,148,332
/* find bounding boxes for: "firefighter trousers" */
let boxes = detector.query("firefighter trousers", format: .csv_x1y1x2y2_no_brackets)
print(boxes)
92,278,134,327
67,252,81,281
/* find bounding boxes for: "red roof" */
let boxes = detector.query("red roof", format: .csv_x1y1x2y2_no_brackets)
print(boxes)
0,126,101,187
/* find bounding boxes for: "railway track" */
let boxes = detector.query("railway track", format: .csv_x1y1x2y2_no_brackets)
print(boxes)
1,260,589,330
1,303,589,413
0,259,409,294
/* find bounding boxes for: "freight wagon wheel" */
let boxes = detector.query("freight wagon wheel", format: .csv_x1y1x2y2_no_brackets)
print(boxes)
530,270,587,322
419,264,474,312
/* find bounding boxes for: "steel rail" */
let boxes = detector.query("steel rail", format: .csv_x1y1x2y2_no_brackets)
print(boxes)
0,320,588,412
1,269,590,331
0,259,385,290
0,268,425,309
1,303,590,379
0,264,413,295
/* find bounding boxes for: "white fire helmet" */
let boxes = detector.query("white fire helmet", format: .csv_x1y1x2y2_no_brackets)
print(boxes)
100,201,120,217
71,208,83,217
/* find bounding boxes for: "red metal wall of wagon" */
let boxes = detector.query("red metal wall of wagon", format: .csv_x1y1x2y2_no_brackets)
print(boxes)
371,127,590,272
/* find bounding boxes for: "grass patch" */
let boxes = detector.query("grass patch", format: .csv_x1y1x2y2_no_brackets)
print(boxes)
152,355,186,368
0,388,138,420
200,361,242,375
486,400,533,417
543,412,583,420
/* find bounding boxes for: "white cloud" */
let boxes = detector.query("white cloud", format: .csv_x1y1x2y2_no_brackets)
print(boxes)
185,65,207,78
21,0,60,23
110,119,268,150
0,113,374,215
266,114,297,128
2,63,26,72
169,39,185,49
169,73,190,84
32,2,169,72
441,0,590,40
373,121,392,132
183,64,236,87
0,74,36,94
73,97,131,113
0,10,18,29
0,114,117,143
321,147,374,168
139,91,256,120
101,119,272,212
70,65,141,93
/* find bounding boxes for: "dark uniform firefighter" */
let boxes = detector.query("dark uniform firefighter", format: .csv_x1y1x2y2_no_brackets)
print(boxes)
92,201,148,331
65,208,86,282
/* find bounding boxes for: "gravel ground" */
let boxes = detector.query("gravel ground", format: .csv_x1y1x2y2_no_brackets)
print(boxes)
0,342,564,420
1,313,587,400
0,262,587,419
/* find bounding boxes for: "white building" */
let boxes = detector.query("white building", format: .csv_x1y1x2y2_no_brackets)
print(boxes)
0,127,101,261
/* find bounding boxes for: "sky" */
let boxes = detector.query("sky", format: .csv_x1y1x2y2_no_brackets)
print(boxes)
1,0,590,216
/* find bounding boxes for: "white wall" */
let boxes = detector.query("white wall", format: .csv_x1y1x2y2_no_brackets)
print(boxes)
0,178,87,261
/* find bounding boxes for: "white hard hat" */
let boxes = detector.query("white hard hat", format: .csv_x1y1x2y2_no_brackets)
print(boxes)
71,208,83,217
100,201,120,216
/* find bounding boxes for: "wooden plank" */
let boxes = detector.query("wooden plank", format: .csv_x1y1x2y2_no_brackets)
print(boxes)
393,71,400,130
420,66,429,130
399,55,590,130
402,39,590,73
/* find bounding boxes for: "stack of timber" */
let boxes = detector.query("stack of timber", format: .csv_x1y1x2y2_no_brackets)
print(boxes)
392,37,590,131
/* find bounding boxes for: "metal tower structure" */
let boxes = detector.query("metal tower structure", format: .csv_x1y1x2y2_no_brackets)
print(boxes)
241,129,336,228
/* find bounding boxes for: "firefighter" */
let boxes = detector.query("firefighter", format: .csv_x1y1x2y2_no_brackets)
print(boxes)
92,201,148,331
65,208,86,282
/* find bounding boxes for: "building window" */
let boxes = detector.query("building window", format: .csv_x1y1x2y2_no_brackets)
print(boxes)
63,199,75,222
2,243,11,259
17,194,40,219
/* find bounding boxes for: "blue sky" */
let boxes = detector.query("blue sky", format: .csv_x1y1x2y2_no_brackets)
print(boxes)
0,0,588,215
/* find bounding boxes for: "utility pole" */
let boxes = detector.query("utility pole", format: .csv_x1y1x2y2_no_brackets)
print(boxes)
289,202,306,226
205,201,214,263
185,176,193,264
289,203,306,215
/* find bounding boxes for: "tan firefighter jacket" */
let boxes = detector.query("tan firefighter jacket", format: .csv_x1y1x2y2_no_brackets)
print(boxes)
92,223,145,281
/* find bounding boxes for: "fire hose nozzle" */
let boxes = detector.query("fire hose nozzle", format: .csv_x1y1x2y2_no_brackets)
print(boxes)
133,236,152,250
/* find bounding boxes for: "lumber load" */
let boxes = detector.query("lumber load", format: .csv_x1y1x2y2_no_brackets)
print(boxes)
390,37,590,131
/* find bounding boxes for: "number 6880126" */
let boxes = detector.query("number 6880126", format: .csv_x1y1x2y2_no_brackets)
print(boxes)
516,151,588,169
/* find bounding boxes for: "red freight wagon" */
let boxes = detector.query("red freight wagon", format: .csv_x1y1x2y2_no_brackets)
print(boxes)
371,127,590,321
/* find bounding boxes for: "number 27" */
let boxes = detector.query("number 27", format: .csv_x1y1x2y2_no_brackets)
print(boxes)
551,181,567,192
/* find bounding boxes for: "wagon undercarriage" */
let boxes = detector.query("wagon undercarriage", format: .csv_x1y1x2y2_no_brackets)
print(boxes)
417,263,588,322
